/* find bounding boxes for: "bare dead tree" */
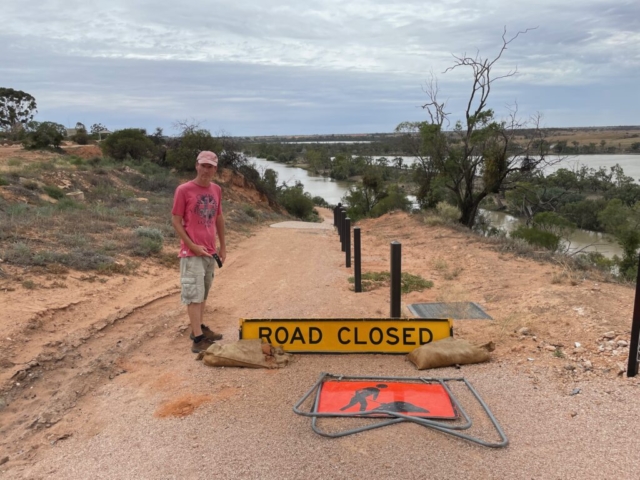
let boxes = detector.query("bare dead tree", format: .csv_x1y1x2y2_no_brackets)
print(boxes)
401,27,569,228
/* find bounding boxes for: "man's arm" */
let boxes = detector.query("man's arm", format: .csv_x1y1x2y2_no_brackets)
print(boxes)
215,212,226,263
172,214,211,257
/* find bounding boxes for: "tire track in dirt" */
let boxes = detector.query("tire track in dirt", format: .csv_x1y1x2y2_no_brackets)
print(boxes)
0,289,185,461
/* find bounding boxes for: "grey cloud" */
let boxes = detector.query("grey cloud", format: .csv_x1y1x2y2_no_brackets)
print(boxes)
1,1,638,134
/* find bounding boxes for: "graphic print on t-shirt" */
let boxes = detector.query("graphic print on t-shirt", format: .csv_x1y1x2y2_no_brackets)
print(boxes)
193,194,218,227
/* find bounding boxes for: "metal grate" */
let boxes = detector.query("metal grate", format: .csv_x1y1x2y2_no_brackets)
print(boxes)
408,302,493,320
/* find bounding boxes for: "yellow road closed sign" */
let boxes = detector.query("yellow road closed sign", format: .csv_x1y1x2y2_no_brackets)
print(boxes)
239,318,453,353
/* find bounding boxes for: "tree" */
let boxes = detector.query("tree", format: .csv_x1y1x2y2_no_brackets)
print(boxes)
166,127,221,171
165,123,247,172
90,123,107,135
0,88,37,138
597,199,640,279
72,121,89,145
101,128,156,161
90,123,109,141
399,28,554,228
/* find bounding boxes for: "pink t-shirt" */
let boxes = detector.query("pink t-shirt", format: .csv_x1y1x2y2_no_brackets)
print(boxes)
171,180,223,257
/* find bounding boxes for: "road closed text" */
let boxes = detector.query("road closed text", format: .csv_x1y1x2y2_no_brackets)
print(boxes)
239,318,453,353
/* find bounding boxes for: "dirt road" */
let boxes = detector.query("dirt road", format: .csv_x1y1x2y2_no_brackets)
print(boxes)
1,209,640,479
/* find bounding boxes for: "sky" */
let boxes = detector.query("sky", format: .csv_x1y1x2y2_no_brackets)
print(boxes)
1,0,639,136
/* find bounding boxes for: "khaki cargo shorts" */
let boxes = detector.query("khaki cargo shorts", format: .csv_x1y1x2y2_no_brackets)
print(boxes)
180,256,215,305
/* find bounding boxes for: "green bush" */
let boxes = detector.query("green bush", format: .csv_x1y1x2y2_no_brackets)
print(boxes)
56,198,84,211
131,227,164,256
132,237,163,256
166,129,220,171
135,226,163,242
101,129,156,161
72,128,89,145
243,205,258,218
0,175,8,186
43,185,65,199
347,271,433,293
370,185,411,217
22,121,66,149
435,201,461,222
510,226,561,251
277,183,316,220
126,172,178,193
312,196,329,207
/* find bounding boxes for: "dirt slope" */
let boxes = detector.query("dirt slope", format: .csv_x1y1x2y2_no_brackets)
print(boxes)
1,208,639,479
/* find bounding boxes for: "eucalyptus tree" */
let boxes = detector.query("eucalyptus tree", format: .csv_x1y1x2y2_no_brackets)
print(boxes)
398,28,556,228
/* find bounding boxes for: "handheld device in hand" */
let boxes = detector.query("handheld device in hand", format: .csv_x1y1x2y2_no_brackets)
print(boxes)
213,253,223,268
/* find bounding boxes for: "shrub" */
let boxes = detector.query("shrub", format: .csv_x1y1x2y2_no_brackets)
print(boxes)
3,242,33,264
243,205,258,218
370,185,411,217
43,185,65,199
435,201,461,222
56,198,84,211
132,227,163,256
277,182,315,220
22,121,66,149
510,226,561,251
101,128,156,161
0,175,8,186
312,196,329,207
72,128,89,145
126,171,178,193
347,271,434,293
166,129,220,171
135,226,163,242
532,211,576,237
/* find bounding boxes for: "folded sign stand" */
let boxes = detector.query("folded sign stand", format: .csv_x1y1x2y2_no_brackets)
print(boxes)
293,373,508,448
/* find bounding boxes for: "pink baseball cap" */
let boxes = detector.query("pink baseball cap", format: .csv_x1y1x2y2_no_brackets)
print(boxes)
197,151,218,166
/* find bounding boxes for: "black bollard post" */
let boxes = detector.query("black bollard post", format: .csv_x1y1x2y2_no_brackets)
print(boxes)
333,205,337,228
338,208,344,243
354,227,362,292
345,218,351,268
627,255,640,377
341,208,347,252
390,241,402,318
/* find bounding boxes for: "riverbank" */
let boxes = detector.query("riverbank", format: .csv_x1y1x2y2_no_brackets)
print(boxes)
248,156,626,259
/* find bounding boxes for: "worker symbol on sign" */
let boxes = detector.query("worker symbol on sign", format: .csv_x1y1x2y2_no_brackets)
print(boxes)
340,384,388,412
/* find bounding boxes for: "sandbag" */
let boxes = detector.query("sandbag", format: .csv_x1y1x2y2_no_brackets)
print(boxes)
197,339,292,369
408,337,495,370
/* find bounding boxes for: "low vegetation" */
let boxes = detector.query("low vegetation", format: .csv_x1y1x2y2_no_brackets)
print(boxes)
348,271,434,293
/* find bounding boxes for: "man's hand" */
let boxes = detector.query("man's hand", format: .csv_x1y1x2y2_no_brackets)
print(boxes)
218,245,227,264
190,244,212,257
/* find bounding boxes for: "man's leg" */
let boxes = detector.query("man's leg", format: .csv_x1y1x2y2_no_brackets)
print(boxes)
187,302,204,337
181,257,207,341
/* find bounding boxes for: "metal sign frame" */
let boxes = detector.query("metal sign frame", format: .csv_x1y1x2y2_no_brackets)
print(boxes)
239,318,453,354
293,373,508,448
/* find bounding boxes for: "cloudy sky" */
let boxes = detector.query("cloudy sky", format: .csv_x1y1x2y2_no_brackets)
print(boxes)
2,0,638,135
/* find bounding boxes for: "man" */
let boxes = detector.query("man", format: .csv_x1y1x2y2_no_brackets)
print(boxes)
171,151,227,353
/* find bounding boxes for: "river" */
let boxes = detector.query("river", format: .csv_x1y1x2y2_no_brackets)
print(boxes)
369,155,640,181
247,156,626,258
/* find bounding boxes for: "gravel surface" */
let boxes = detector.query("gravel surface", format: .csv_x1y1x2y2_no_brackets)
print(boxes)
4,210,640,479
13,360,640,479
